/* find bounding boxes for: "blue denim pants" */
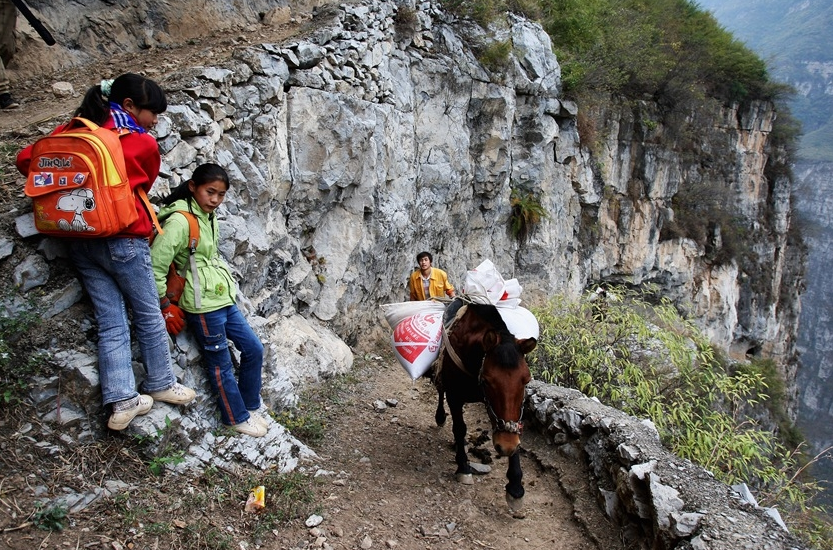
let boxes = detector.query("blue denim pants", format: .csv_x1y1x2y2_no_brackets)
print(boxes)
69,238,176,406
186,304,263,426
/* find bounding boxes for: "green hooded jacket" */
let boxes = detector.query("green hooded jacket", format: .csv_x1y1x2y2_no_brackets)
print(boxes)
150,197,236,314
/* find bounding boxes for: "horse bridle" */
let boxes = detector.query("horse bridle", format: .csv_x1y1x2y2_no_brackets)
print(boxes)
441,320,525,436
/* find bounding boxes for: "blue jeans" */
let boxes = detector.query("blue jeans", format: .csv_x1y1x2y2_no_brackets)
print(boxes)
69,238,176,406
187,304,263,426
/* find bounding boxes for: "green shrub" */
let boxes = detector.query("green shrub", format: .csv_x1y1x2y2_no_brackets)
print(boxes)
32,504,68,532
529,290,830,541
541,0,775,106
478,40,513,72
273,407,326,445
133,416,186,476
272,371,357,447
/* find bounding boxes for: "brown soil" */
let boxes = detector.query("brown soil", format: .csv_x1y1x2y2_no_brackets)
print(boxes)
296,355,621,550
0,351,622,550
0,11,320,135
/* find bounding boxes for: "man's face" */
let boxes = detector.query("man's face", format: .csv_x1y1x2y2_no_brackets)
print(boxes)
419,256,432,271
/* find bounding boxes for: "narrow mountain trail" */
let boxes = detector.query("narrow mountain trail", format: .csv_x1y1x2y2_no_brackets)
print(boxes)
280,353,623,550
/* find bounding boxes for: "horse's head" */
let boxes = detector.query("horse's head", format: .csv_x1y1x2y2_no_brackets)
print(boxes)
480,329,536,457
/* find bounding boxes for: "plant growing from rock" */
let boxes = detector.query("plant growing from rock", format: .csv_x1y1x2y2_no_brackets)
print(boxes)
393,5,419,38
508,189,548,245
477,40,512,73
444,0,505,27
133,416,186,476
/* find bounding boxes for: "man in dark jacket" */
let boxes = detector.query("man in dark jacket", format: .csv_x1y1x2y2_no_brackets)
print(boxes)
0,0,20,109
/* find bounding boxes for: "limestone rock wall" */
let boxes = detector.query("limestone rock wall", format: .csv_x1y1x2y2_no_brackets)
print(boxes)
7,0,802,414
0,0,809,543
140,1,800,388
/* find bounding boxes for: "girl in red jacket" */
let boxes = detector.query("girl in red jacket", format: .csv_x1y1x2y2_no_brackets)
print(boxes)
17,73,196,430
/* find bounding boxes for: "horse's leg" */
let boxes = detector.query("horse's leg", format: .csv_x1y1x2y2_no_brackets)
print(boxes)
427,362,446,427
435,386,446,427
504,452,525,518
448,397,473,485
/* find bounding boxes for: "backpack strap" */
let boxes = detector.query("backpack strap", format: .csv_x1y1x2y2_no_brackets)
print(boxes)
136,187,163,237
176,211,202,310
113,126,163,238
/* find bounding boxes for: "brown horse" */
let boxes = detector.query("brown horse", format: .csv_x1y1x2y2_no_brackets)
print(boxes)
430,298,537,517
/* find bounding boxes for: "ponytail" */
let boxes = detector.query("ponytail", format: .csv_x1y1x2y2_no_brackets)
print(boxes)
161,182,193,207
74,85,110,125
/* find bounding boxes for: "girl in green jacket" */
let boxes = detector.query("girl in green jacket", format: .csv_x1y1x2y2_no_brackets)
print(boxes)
151,163,267,438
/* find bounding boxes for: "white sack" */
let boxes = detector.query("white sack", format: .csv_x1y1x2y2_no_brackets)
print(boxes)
391,311,443,380
463,259,506,304
496,305,540,340
381,300,446,330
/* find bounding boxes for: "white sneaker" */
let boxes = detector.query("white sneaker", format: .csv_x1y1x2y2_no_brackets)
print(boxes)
248,411,269,429
149,383,196,405
231,417,267,437
108,395,153,430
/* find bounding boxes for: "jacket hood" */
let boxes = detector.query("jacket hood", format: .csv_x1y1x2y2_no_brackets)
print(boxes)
158,197,207,221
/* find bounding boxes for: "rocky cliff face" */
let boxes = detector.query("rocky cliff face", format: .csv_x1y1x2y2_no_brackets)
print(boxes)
8,0,803,410
682,0,833,507
1,0,809,543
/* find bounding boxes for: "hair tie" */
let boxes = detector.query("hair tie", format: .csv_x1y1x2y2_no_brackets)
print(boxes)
100,79,114,97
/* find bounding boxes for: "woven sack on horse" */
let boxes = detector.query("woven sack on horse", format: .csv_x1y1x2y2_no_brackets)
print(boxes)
382,300,446,379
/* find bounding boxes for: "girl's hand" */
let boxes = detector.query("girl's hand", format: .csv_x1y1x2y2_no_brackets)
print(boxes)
160,298,186,335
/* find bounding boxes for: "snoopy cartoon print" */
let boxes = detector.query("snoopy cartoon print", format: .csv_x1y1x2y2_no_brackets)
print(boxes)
55,188,97,232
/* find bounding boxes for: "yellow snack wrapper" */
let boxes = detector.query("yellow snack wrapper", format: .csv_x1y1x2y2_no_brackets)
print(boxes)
245,485,265,512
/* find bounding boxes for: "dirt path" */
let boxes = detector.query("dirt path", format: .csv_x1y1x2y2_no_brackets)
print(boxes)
0,351,622,550
283,354,622,550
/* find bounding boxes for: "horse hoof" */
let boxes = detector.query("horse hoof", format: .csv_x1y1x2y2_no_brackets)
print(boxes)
435,412,446,427
456,473,474,485
506,494,525,518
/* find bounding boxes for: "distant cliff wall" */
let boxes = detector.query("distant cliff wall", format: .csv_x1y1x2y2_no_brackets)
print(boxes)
794,160,833,503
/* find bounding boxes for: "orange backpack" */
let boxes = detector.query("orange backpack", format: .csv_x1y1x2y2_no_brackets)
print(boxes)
24,117,159,238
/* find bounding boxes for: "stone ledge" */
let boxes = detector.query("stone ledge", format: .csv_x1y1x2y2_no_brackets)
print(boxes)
526,380,809,550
